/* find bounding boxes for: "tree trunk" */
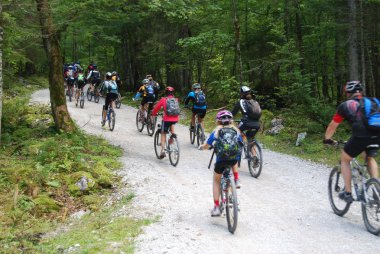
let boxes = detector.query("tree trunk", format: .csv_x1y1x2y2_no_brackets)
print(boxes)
232,0,243,85
295,0,305,76
36,0,75,132
0,2,3,144
348,0,359,80
359,0,367,94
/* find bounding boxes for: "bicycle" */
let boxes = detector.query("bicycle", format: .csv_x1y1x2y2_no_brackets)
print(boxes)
115,93,122,109
102,98,116,131
328,141,380,235
87,83,101,103
208,147,239,233
136,102,156,136
188,110,205,146
75,85,85,108
235,121,263,178
153,119,180,166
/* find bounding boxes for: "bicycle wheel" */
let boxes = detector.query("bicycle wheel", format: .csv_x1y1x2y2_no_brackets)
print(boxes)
136,110,145,132
146,115,155,136
68,88,72,102
247,141,263,178
80,92,85,108
109,110,116,131
225,176,238,233
168,136,180,167
94,92,100,103
328,166,351,216
116,94,121,109
196,124,205,146
87,87,92,101
361,178,380,235
154,130,162,159
190,125,195,145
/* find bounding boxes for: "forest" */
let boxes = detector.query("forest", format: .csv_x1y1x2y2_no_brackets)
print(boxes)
0,0,380,252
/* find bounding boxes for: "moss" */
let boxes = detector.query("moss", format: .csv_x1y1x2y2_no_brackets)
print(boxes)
33,195,61,214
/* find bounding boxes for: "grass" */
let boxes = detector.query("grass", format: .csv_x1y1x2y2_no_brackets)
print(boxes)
0,76,148,253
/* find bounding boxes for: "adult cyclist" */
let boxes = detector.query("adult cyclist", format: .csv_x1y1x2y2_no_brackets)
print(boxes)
324,81,380,203
87,64,101,97
137,79,156,116
75,69,86,106
152,86,180,159
146,74,160,102
101,72,119,126
65,65,76,97
184,83,207,131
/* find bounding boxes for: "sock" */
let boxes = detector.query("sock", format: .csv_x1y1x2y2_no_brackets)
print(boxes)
233,172,239,180
214,200,219,207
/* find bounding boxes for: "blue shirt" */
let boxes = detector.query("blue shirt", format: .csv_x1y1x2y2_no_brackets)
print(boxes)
185,91,207,110
207,128,243,162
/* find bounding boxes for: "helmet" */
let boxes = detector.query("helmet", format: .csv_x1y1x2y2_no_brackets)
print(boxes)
345,81,363,93
142,79,149,84
216,110,233,124
106,72,112,79
146,74,152,78
240,86,251,94
166,86,175,92
112,71,118,76
192,83,201,90
92,64,97,69
68,65,73,69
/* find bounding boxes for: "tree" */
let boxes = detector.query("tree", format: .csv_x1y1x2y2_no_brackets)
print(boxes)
348,0,359,80
0,1,3,143
36,0,75,132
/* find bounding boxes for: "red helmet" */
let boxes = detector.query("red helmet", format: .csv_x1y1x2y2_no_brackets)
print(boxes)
166,86,175,92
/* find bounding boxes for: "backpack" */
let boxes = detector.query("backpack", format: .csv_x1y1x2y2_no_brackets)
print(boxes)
360,97,380,131
146,84,155,98
195,91,206,107
77,74,85,82
240,99,261,120
214,127,242,160
166,97,180,116
107,81,118,93
92,70,100,80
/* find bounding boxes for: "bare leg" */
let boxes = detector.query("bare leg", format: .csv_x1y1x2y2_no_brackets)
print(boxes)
341,150,353,193
367,156,379,178
213,172,222,204
161,133,166,154
191,113,195,128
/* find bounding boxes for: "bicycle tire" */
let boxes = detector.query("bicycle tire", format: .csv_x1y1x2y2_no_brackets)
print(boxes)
116,94,122,109
136,110,145,132
361,178,380,235
190,125,195,145
248,141,263,178
225,176,238,233
80,93,85,108
154,130,162,159
94,92,100,103
168,136,180,167
109,110,116,131
328,166,351,216
68,89,72,102
196,124,205,146
146,115,155,136
87,87,92,101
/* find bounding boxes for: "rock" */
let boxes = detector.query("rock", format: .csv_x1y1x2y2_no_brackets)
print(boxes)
296,132,307,146
266,118,284,135
76,176,95,191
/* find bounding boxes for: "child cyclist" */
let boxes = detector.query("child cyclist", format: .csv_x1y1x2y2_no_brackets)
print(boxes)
199,110,243,216
152,86,180,159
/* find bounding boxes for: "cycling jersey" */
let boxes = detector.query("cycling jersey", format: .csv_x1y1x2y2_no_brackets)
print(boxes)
138,84,156,98
231,99,260,138
152,95,180,122
332,95,377,137
185,91,207,110
102,80,118,94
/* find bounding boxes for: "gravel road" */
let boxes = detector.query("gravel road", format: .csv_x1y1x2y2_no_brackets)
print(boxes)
32,89,379,254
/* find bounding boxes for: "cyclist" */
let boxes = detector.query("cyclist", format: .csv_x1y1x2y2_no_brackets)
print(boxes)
101,72,119,126
184,83,207,131
152,86,180,159
75,69,86,106
146,74,160,102
112,71,122,88
87,64,101,96
137,79,156,116
65,65,76,97
324,81,380,203
199,110,243,216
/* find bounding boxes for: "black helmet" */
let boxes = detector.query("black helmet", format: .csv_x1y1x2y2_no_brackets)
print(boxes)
106,72,112,79
240,86,251,94
345,81,362,93
112,71,118,76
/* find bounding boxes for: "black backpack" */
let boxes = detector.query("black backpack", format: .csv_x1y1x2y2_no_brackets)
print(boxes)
214,127,242,160
195,91,206,107
240,99,261,120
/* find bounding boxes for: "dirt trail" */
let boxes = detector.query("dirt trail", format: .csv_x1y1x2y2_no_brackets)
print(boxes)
32,89,379,254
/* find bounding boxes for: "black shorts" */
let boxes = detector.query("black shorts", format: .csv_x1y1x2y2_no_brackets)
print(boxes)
91,79,101,87
77,81,85,89
344,136,380,158
238,122,260,140
214,160,238,174
141,96,155,110
104,93,118,110
161,121,177,133
192,108,207,119
67,78,75,86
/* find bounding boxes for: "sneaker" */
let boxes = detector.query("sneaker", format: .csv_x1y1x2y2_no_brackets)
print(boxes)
159,152,166,159
338,191,353,204
101,120,106,127
211,206,221,217
235,179,241,189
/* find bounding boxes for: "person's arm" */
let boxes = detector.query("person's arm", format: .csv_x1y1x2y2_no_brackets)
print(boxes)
231,101,240,116
324,112,344,143
184,92,194,106
199,131,215,150
152,98,163,116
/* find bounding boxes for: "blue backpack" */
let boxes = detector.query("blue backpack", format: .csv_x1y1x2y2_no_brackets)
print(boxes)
146,84,155,98
361,97,380,131
195,91,206,107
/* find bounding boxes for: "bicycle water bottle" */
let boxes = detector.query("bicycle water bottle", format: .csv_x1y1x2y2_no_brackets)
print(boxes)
107,110,110,121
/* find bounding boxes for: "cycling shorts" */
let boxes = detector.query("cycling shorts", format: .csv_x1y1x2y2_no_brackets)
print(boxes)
67,78,75,86
192,108,206,119
238,121,260,140
344,136,380,158
141,96,155,109
214,160,238,174
161,121,177,134
91,79,101,87
104,93,118,110
76,80,85,89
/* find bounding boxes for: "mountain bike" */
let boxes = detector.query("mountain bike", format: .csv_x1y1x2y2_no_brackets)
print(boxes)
328,141,380,235
188,111,205,146
75,87,85,108
102,98,116,131
136,102,156,136
115,93,122,109
154,120,180,166
86,85,93,101
208,148,238,233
